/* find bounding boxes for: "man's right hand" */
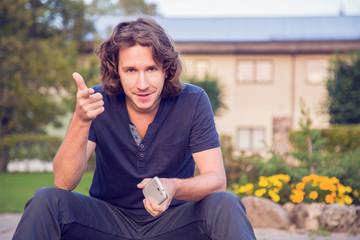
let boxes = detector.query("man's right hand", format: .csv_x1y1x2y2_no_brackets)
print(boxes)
73,72,104,122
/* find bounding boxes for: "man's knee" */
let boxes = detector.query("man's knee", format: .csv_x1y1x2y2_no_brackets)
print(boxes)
197,191,247,218
202,192,245,209
26,187,72,210
195,192,255,239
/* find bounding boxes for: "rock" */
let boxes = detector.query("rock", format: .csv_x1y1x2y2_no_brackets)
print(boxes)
288,224,297,231
242,196,290,229
289,203,325,230
354,206,360,232
319,204,359,232
305,203,325,230
290,203,309,229
283,202,295,215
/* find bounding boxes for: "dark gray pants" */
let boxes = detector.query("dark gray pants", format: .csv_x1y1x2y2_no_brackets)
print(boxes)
13,187,256,240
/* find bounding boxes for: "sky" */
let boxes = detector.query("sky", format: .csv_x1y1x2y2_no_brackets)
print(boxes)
145,0,360,18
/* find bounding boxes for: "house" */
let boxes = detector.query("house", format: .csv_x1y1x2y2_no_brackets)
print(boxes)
93,15,360,155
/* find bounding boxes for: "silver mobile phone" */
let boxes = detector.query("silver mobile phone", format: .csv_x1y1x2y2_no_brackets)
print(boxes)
142,176,168,205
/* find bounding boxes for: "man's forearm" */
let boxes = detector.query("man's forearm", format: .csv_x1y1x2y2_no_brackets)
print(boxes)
53,113,91,191
170,147,227,202
171,171,227,202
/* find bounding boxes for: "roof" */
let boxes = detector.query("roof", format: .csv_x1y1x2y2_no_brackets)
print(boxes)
93,15,360,43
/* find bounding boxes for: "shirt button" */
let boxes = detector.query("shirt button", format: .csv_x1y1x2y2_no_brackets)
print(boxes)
139,144,144,149
139,153,144,158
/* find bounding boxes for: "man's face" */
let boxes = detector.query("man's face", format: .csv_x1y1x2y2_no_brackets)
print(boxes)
118,44,166,114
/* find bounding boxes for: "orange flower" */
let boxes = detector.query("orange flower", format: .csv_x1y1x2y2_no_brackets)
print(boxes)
290,189,305,203
325,194,334,204
353,190,359,197
258,177,268,187
329,176,339,184
296,182,305,190
237,183,254,194
319,181,336,192
254,188,266,197
309,191,318,200
344,195,353,205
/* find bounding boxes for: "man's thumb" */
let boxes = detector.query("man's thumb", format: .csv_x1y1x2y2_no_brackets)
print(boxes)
137,178,151,189
73,72,87,91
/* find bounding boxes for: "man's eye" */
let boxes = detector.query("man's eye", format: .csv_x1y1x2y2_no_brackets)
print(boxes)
148,67,157,72
126,68,135,73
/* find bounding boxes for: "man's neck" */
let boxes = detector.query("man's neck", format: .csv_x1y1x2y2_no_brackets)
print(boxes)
126,101,160,139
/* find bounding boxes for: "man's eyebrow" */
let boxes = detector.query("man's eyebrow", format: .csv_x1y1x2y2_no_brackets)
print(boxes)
121,65,135,70
121,64,160,70
148,64,160,69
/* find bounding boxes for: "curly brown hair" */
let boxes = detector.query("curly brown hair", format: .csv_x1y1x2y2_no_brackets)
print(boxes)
95,18,184,97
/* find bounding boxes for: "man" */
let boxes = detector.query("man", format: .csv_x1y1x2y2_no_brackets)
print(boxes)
13,18,256,239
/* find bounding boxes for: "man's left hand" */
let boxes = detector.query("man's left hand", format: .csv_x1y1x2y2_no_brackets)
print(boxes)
137,178,176,217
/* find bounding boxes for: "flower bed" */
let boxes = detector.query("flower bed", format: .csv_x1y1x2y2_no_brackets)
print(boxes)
232,174,357,205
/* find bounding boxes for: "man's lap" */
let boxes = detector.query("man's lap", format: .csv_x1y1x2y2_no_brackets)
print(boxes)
36,187,212,239
18,187,252,239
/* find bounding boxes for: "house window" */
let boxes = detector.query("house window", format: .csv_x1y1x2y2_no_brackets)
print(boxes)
306,59,328,84
195,60,210,79
237,128,266,151
237,60,272,83
256,61,272,82
237,61,253,82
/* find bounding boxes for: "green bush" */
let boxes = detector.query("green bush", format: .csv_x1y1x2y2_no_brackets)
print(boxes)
0,133,62,161
288,101,332,173
321,125,360,153
319,147,360,204
326,51,360,124
287,124,360,204
225,154,265,186
222,101,360,204
0,133,62,171
223,127,360,204
258,152,310,184
290,125,360,155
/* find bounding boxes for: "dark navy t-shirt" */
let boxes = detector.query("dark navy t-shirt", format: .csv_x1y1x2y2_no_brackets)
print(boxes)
88,83,220,214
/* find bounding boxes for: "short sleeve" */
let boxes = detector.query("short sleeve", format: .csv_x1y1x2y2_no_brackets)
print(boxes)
88,122,97,143
189,90,220,153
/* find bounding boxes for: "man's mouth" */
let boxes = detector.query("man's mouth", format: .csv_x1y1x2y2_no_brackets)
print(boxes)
135,92,152,101
138,93,151,96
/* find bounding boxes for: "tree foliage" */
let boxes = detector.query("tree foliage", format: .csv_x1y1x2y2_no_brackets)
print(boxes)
0,0,91,171
0,134,62,162
289,100,330,173
87,0,158,15
326,51,360,124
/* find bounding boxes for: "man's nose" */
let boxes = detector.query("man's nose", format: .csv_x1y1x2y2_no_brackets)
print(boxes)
137,71,149,90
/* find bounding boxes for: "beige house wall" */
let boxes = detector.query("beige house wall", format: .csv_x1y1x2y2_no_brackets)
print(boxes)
180,53,331,154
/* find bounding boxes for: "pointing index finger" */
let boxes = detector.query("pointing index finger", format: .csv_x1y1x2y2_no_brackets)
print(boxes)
72,72,87,91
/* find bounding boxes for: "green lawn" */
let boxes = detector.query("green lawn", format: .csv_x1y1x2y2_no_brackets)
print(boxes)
0,172,93,213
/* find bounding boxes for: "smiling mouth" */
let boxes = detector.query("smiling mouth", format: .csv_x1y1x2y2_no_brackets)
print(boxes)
137,93,151,97
135,92,153,101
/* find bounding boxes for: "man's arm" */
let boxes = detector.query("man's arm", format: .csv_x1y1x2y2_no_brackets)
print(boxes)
53,119,96,191
138,146,226,216
171,147,226,201
53,72,104,191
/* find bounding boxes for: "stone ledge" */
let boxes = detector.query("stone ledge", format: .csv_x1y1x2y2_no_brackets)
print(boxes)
242,196,360,233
